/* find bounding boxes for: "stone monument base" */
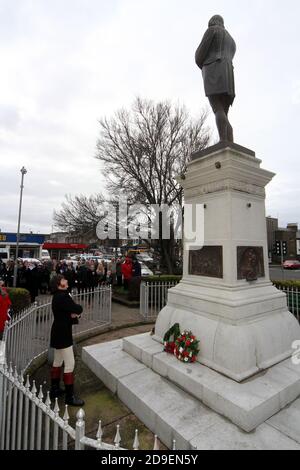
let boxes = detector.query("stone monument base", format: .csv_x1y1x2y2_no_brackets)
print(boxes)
82,142,300,449
82,336,300,449
153,281,300,382
156,143,300,382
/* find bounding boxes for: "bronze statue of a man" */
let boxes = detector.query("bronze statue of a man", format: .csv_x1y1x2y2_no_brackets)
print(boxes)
195,15,236,142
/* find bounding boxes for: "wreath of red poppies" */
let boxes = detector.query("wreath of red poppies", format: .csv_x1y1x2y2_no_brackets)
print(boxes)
163,323,200,364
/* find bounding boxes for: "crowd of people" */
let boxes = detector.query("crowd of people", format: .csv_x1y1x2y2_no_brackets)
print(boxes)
0,255,142,303
0,255,144,405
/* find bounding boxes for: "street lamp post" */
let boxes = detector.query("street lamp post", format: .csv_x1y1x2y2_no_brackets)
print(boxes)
13,167,27,288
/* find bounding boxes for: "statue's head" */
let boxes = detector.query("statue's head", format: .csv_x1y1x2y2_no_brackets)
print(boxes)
208,15,224,28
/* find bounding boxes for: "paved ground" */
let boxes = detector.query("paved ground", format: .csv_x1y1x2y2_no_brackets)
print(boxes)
31,302,165,450
270,266,300,281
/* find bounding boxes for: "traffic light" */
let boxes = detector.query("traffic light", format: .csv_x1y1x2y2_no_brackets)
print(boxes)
282,241,288,256
274,241,288,257
274,241,281,256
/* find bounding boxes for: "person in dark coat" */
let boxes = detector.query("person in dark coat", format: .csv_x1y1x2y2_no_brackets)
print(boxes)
76,262,89,294
38,264,50,295
87,265,98,291
116,259,123,287
27,263,39,303
50,275,84,406
195,15,236,142
64,264,76,293
3,261,14,287
0,260,5,278
132,259,142,278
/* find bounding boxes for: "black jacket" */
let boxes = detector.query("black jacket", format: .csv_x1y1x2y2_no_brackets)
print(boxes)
195,25,236,98
133,261,142,277
64,269,76,289
50,290,83,349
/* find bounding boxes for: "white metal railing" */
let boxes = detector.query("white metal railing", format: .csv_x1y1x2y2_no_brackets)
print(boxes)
3,287,112,373
0,286,174,451
140,281,300,323
0,363,165,450
140,281,179,320
273,284,300,322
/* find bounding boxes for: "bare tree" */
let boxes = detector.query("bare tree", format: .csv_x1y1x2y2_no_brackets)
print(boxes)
53,194,105,239
53,192,138,249
95,97,211,272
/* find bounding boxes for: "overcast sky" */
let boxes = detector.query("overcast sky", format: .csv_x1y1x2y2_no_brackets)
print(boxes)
0,0,299,234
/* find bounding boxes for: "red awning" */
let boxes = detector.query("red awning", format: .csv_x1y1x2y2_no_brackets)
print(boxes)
43,243,88,250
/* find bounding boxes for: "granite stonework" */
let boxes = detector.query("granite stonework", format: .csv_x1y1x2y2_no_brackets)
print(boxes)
82,144,300,448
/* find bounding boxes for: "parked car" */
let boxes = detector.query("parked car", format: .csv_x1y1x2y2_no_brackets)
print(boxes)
40,249,51,261
137,253,154,263
0,249,9,264
83,255,103,262
101,257,114,265
140,263,153,277
100,255,114,264
283,260,300,270
62,259,79,269
18,258,41,265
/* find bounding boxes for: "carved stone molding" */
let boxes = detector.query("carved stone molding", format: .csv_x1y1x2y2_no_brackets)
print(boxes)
185,179,265,198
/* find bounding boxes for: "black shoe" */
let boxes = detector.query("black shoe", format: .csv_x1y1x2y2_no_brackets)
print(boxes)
65,395,85,407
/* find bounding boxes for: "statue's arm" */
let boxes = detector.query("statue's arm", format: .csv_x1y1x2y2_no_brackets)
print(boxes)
195,29,214,69
233,39,237,59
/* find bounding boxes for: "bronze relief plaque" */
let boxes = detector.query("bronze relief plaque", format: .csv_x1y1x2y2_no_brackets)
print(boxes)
189,246,223,278
237,247,265,281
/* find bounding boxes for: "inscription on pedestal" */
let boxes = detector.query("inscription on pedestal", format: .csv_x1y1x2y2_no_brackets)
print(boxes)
237,247,265,281
189,246,223,278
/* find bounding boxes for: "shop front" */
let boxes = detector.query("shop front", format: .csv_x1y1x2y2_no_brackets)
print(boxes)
42,243,88,260
0,233,47,261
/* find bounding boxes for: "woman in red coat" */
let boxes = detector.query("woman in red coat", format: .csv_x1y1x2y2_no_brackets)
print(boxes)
121,257,133,291
0,279,11,341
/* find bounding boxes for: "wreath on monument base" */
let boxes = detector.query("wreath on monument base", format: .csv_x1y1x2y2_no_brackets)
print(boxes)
163,323,200,363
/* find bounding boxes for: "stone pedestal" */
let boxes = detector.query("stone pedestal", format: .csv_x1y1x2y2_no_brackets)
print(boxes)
153,143,300,382
82,144,300,445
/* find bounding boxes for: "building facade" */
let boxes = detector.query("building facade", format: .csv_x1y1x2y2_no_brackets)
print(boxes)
0,233,48,261
43,232,89,260
266,219,300,263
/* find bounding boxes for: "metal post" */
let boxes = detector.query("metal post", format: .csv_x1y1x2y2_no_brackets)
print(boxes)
75,409,85,450
281,241,285,281
5,368,13,449
13,167,27,287
0,367,8,450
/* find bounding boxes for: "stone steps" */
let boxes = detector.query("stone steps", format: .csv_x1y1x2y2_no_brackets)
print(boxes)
82,339,300,450
122,333,300,432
